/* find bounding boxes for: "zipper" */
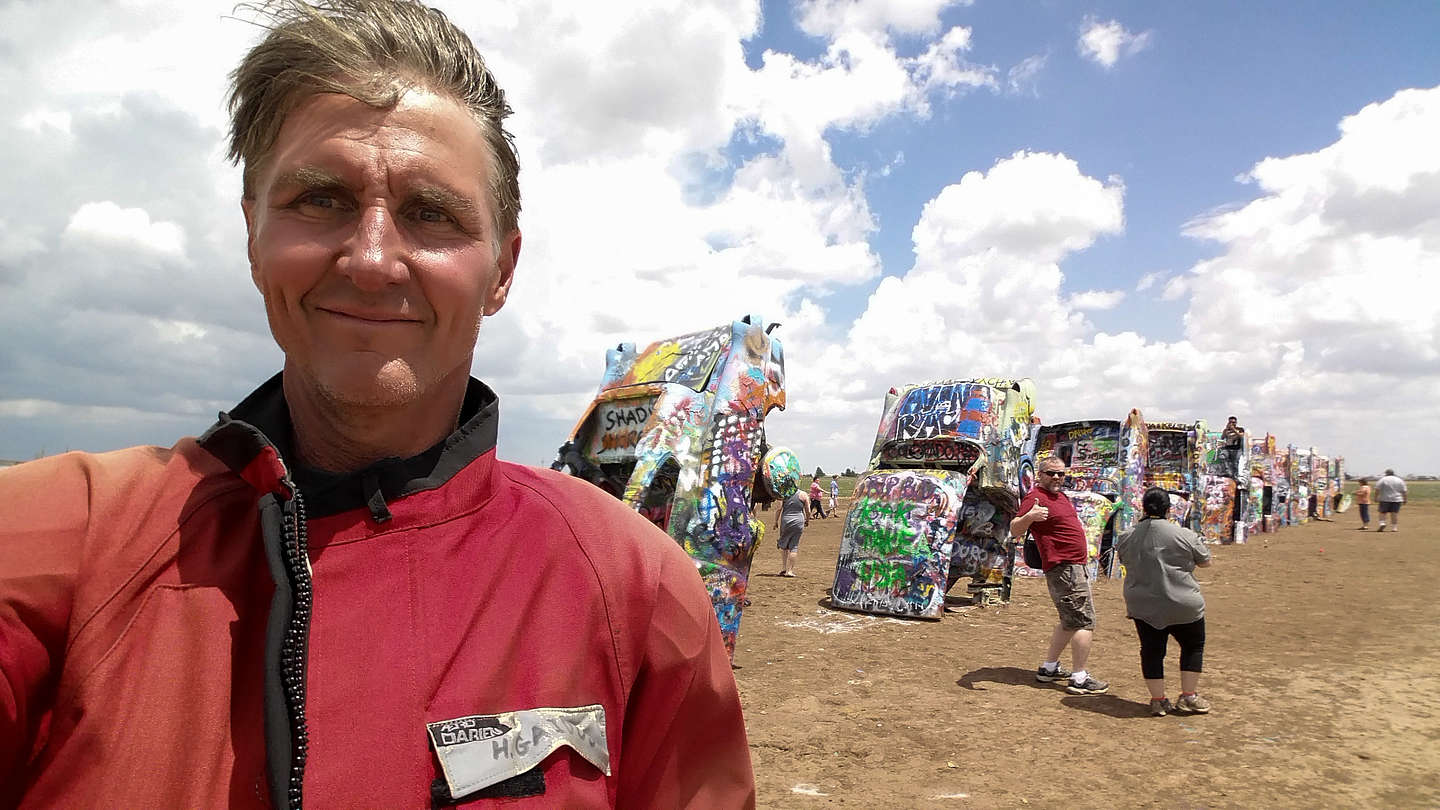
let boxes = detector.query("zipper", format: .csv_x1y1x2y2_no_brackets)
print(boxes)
279,493,313,808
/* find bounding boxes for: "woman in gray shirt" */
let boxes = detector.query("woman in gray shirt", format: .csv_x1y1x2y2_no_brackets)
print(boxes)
1116,487,1214,716
773,487,811,577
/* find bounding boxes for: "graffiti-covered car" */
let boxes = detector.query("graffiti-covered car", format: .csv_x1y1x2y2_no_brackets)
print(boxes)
1311,452,1331,519
1144,420,1207,530
1247,433,1279,534
830,378,1039,619
1198,428,1251,544
552,315,786,655
1033,410,1147,576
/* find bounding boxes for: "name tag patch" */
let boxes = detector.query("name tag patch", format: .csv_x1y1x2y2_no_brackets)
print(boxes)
427,705,610,798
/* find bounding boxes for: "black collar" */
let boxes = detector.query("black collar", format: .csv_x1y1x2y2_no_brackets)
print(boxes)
202,372,500,521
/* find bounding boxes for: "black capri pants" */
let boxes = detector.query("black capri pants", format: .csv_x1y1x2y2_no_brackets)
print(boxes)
1133,617,1205,679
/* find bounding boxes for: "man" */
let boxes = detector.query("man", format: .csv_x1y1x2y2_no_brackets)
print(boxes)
0,2,754,807
1011,456,1109,695
1375,468,1409,532
829,475,840,515
1220,416,1244,478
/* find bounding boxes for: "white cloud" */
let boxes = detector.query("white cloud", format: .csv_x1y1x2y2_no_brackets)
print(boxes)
1135,271,1166,291
1179,85,1440,370
795,0,973,38
1077,16,1152,69
910,150,1125,264
909,26,998,96
1006,53,1047,96
1068,290,1126,310
62,201,187,258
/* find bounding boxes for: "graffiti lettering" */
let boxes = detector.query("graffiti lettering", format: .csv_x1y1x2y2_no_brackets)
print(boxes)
831,470,965,619
896,383,994,441
880,439,984,468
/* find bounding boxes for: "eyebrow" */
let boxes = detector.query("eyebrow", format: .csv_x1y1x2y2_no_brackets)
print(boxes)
270,165,349,193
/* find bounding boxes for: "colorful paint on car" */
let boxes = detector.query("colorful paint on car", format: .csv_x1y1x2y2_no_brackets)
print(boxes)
552,315,786,656
1034,410,1147,576
1198,428,1251,544
832,378,1039,618
1144,420,1207,531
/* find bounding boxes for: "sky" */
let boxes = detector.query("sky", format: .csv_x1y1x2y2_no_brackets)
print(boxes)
1,0,1438,477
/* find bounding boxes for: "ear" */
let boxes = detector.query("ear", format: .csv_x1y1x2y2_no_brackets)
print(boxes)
241,198,262,291
483,229,522,316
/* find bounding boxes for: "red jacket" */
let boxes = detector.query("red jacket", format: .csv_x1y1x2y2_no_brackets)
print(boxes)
0,375,755,808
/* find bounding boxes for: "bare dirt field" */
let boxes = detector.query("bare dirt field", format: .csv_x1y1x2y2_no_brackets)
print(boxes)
735,492,1440,809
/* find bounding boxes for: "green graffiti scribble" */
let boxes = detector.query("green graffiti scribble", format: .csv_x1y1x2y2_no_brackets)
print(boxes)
853,558,908,590
852,496,923,555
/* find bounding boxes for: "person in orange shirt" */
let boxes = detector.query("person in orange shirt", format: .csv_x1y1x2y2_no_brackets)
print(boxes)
1354,478,1372,530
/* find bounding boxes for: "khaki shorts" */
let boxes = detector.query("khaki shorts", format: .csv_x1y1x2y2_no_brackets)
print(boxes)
1045,563,1096,631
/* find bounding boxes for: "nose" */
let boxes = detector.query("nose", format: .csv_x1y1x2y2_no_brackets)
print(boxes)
337,204,407,291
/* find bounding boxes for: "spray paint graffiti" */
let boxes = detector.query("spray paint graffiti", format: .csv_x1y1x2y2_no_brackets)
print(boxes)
895,383,995,441
1032,410,1146,576
586,398,656,463
880,439,985,469
602,326,730,391
1070,491,1118,578
763,446,801,497
1198,428,1249,544
1145,420,1207,532
946,488,1016,589
831,470,966,619
835,378,1039,616
1311,452,1330,519
1198,474,1238,544
554,315,786,657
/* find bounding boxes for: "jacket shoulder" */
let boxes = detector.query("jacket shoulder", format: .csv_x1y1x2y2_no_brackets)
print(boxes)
0,440,251,622
0,440,237,527
490,462,715,679
494,462,682,559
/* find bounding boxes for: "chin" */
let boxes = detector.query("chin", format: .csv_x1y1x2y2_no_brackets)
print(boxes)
314,360,426,409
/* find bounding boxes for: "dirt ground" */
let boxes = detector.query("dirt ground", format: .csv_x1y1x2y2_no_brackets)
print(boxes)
735,495,1440,809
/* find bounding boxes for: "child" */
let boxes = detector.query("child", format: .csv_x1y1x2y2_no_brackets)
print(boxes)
1354,478,1371,530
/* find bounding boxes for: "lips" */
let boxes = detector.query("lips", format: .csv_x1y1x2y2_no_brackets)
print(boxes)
318,306,421,325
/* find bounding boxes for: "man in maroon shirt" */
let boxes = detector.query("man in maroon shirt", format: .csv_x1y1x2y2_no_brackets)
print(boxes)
1010,456,1110,695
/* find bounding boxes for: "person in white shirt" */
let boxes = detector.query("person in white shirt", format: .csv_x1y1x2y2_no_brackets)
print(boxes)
1374,469,1408,532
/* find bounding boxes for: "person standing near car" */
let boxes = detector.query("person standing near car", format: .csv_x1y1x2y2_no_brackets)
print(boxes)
1354,478,1372,530
773,485,809,577
1116,488,1214,716
1011,456,1109,696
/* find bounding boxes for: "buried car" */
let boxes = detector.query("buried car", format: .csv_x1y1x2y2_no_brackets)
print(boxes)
1197,426,1252,544
830,378,1039,619
1144,419,1207,531
1033,409,1148,577
552,315,786,655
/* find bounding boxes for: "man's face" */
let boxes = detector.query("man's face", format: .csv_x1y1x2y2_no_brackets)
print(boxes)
1037,463,1067,493
242,90,519,409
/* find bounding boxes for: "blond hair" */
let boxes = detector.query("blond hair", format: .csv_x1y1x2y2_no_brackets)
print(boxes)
227,0,520,235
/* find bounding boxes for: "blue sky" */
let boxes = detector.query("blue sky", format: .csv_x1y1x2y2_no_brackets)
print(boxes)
1,0,1437,476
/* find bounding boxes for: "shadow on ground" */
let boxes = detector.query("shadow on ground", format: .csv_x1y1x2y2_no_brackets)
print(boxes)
1059,694,1153,719
956,666,1055,691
